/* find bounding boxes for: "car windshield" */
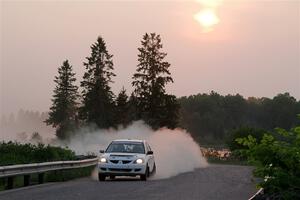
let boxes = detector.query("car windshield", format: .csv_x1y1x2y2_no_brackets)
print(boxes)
106,142,145,154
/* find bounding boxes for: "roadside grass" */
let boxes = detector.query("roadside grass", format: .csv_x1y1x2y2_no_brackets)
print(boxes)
0,166,95,191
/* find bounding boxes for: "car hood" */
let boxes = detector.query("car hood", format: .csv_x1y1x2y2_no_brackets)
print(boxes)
101,152,145,159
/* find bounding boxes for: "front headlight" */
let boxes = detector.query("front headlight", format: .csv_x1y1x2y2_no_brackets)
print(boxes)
135,158,144,164
100,157,107,163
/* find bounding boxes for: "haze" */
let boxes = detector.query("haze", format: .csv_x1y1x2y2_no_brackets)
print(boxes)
0,0,299,115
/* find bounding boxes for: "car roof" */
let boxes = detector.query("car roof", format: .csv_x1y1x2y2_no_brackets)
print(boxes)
112,139,145,143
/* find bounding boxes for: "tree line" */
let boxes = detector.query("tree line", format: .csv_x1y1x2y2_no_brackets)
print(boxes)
45,33,179,139
45,33,299,142
0,110,53,142
179,91,300,144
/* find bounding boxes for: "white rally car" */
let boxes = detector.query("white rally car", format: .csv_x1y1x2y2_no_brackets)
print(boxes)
98,139,156,181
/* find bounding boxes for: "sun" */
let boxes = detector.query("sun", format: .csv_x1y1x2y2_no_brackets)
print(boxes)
194,9,220,29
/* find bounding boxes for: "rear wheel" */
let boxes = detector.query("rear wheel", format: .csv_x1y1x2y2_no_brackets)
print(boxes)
140,166,149,181
98,173,106,181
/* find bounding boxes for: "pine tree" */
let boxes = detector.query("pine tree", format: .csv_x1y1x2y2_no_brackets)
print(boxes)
45,60,79,139
80,36,116,128
160,94,180,129
132,33,179,129
128,93,140,122
115,87,130,127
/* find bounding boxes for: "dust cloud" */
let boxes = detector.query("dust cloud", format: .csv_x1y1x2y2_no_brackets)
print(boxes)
1,116,208,179
65,121,208,179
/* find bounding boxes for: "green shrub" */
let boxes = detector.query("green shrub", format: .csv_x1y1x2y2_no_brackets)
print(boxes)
226,126,266,151
0,141,76,166
236,126,300,199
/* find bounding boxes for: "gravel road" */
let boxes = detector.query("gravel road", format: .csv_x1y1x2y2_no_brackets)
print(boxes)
0,164,257,200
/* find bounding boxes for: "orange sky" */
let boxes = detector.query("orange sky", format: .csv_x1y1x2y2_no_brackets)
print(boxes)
0,0,299,115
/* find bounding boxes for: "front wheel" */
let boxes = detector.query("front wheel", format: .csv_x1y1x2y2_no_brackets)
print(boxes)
140,166,149,181
98,173,106,181
151,163,156,175
109,175,115,180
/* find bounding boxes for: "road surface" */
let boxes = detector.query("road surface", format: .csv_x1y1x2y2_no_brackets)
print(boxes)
0,164,257,200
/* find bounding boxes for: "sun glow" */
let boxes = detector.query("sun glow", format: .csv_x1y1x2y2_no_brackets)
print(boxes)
194,9,219,28
194,0,223,32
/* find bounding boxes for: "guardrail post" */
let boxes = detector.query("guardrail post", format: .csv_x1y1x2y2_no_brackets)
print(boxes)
38,173,44,184
7,177,14,189
24,175,30,186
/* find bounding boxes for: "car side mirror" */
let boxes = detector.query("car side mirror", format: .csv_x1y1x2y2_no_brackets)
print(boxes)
99,150,105,153
147,151,153,155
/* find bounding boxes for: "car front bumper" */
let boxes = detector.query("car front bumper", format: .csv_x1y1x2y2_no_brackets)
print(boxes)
98,163,147,176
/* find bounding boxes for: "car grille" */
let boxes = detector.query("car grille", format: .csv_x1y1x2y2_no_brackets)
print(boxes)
110,160,132,164
110,154,134,157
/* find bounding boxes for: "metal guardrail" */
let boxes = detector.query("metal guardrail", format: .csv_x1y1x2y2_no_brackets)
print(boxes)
248,188,264,200
0,158,98,189
0,158,98,178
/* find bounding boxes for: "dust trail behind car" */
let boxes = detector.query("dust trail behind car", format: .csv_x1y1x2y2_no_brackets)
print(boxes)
64,121,208,179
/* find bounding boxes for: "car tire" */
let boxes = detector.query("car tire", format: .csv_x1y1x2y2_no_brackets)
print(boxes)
110,175,115,180
152,163,156,175
98,173,106,181
140,165,149,181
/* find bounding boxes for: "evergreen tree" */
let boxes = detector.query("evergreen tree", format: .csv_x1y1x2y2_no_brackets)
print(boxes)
30,132,43,143
45,60,79,139
127,93,140,122
132,33,179,129
80,36,116,128
115,87,130,127
160,94,180,129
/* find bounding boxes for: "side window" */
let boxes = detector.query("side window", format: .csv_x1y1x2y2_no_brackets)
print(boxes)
145,142,150,152
146,143,152,151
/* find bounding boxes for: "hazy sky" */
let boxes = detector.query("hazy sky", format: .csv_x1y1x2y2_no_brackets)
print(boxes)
1,0,299,115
